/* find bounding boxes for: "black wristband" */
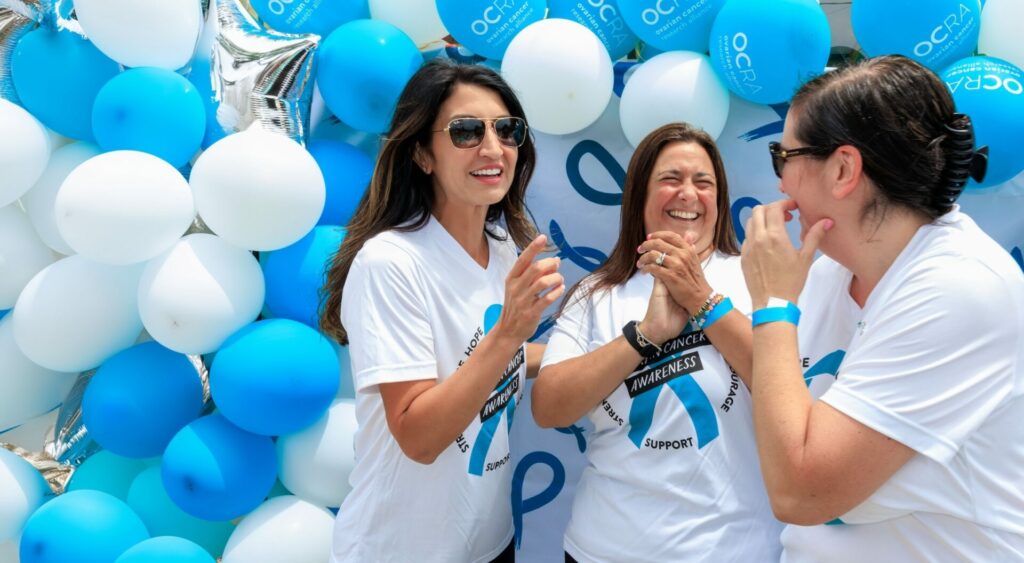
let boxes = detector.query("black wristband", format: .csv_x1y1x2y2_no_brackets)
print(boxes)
622,320,661,359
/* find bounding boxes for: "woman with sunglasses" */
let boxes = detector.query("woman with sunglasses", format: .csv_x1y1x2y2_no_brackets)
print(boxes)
741,55,1024,561
532,122,782,562
320,59,563,563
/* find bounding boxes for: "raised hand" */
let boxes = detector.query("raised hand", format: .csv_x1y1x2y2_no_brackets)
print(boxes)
494,234,565,343
637,231,714,314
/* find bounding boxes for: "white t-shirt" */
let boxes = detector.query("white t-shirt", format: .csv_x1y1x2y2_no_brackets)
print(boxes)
784,207,1024,562
331,216,526,563
542,252,783,563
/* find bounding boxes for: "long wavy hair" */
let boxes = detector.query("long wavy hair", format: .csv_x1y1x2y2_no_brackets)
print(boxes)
319,59,538,344
559,123,739,312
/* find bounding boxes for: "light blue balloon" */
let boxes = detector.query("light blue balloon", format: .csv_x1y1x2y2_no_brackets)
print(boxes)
548,0,638,60
263,226,345,326
334,341,355,399
92,67,206,168
437,0,547,60
941,56,1024,189
317,19,423,133
250,0,368,37
19,490,149,563
852,0,981,72
115,536,214,563
65,451,150,502
82,341,204,458
161,414,277,521
127,467,234,557
11,29,120,141
306,140,373,226
211,319,339,435
709,0,830,105
618,0,726,52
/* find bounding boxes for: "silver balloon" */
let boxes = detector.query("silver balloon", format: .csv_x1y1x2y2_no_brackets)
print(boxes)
204,0,318,141
0,5,36,102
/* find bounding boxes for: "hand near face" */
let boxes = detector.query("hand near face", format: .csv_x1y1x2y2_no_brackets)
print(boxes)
494,235,564,343
740,199,832,309
638,231,714,315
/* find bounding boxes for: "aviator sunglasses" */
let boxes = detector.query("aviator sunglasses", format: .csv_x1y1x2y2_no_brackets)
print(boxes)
768,141,835,178
434,116,528,149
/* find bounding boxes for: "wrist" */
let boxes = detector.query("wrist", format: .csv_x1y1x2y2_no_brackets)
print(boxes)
636,321,669,346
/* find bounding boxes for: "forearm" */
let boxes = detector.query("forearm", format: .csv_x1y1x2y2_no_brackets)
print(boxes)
532,337,641,428
525,342,545,379
701,309,753,388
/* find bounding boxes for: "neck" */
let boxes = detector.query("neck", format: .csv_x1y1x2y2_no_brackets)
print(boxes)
432,204,490,267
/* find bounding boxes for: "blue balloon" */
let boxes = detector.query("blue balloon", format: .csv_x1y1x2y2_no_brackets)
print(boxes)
317,20,423,133
437,0,547,60
211,319,339,435
263,226,345,326
66,451,150,501
618,0,726,52
11,29,121,141
92,68,206,168
308,139,374,226
161,414,277,521
709,0,830,105
250,0,368,37
114,536,215,563
19,490,149,563
941,56,1024,188
82,341,204,458
127,467,234,557
548,0,639,60
852,0,981,72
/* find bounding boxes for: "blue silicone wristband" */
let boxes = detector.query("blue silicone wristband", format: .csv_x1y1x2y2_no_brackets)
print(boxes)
701,297,733,329
751,302,801,327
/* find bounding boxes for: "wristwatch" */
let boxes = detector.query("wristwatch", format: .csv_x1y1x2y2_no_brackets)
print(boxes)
622,320,662,359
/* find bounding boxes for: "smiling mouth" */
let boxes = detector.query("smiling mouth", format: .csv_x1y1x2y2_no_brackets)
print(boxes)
667,210,700,221
471,168,502,177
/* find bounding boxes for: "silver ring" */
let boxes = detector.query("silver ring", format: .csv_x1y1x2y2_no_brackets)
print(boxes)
655,251,667,266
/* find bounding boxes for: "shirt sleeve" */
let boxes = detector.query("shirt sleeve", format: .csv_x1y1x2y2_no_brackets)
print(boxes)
820,257,1018,464
341,239,438,393
541,285,597,369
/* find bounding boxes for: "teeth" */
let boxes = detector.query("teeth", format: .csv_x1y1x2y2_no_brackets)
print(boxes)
668,210,698,220
471,168,501,177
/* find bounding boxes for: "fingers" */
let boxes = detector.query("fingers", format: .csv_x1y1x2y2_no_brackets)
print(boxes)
645,230,688,249
536,280,565,309
528,272,564,297
509,234,548,279
800,218,833,261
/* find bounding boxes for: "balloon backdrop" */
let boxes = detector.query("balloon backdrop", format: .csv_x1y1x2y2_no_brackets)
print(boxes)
73,0,203,70
211,319,339,436
0,316,77,433
251,0,369,37
0,99,50,207
548,0,639,61
437,0,547,60
277,399,358,508
115,536,215,563
189,129,325,250
317,19,423,134
55,151,195,265
709,0,831,105
12,256,144,372
65,451,149,502
941,56,1024,188
619,50,730,145
91,68,206,168
0,448,50,543
368,0,448,48
307,139,374,226
221,496,335,563
0,205,55,309
19,490,149,563
852,0,981,73
978,0,1024,71
263,226,345,326
20,142,101,256
502,19,614,135
618,0,726,53
82,341,204,458
161,414,278,521
137,233,265,355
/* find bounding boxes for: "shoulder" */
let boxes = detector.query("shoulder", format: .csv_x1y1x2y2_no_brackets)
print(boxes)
354,230,428,279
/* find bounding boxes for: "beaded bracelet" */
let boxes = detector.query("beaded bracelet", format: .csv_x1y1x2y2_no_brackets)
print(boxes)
690,293,725,328
700,297,733,329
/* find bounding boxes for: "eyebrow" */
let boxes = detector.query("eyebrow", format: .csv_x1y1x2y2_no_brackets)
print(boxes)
656,168,716,180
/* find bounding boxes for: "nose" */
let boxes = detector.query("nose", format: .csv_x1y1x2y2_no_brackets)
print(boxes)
677,182,697,202
478,123,503,159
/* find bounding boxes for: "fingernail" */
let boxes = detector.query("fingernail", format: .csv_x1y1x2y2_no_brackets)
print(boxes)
646,234,652,240
637,245,642,253
824,219,835,231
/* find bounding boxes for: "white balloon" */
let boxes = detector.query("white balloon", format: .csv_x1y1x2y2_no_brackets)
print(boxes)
73,0,203,69
0,540,19,562
138,234,264,354
0,448,51,543
21,142,102,256
0,99,50,208
222,496,334,563
0,205,57,309
368,0,448,48
12,256,144,372
979,0,1024,71
56,151,195,265
0,317,76,433
619,51,730,146
277,399,356,508
190,130,325,251
502,20,613,135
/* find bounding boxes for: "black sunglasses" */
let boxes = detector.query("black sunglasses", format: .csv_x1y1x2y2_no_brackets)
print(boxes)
768,141,835,178
433,117,528,149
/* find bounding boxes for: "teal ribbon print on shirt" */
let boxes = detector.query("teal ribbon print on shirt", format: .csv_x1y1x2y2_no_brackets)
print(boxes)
804,350,845,387
468,304,522,476
624,328,719,449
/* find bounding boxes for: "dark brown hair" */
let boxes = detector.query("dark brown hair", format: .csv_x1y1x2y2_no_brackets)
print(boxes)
560,122,739,311
319,59,538,344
